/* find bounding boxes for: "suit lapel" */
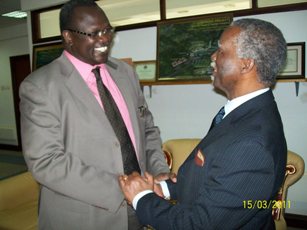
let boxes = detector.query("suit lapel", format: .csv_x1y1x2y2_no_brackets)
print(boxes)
59,55,111,127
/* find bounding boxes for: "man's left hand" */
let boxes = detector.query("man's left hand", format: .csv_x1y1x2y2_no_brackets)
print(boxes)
118,171,154,204
154,172,177,183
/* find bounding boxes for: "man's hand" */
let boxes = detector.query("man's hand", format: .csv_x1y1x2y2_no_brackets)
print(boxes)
152,172,177,198
154,172,177,183
118,171,154,204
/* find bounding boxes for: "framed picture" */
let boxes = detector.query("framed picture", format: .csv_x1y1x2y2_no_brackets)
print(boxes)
157,14,232,82
278,42,305,79
33,42,63,70
134,60,156,82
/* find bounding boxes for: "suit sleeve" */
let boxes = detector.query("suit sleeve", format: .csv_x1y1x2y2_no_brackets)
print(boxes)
127,63,170,176
143,100,170,176
136,137,276,229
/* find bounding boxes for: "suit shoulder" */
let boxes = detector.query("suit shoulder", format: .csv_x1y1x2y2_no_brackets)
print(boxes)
107,57,139,83
108,57,134,70
23,55,70,87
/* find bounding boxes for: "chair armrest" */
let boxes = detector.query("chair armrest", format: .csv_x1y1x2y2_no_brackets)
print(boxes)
273,150,305,221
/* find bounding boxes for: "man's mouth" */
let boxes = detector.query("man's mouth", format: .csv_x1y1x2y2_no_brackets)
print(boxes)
94,46,108,53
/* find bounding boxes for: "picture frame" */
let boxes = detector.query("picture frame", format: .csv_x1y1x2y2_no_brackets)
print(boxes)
134,60,156,82
33,42,63,70
278,42,305,79
157,14,232,82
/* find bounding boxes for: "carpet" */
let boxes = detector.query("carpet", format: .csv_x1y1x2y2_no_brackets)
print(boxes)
0,153,28,180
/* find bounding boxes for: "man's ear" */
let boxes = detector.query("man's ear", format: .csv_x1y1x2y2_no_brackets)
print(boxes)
241,58,255,74
62,31,73,46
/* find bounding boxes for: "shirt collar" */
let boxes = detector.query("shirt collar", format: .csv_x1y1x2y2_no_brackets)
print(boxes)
64,50,107,80
224,88,269,117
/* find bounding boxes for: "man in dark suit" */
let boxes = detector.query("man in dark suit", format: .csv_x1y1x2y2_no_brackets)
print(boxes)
119,18,288,229
19,0,170,229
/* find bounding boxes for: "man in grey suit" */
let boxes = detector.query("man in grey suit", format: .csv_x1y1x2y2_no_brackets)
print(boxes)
119,18,288,229
19,0,170,229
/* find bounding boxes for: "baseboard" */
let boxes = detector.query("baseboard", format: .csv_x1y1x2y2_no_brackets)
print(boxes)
285,213,307,228
0,144,21,151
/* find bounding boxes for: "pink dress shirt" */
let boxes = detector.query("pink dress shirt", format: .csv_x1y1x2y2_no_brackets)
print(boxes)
64,51,137,155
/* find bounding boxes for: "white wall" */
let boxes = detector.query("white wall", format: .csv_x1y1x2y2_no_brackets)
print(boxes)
111,11,307,215
0,23,28,145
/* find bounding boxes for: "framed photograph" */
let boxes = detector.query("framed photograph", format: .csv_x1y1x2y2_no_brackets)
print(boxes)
33,42,63,70
278,42,305,79
157,14,232,82
134,60,156,82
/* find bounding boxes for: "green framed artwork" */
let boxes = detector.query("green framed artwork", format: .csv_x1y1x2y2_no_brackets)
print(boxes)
33,42,63,70
157,14,232,81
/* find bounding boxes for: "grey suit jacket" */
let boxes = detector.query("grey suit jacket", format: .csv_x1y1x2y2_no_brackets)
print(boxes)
19,54,169,230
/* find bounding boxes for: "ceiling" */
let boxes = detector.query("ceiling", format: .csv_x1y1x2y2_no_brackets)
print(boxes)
1,0,305,30
0,0,250,29
0,0,26,29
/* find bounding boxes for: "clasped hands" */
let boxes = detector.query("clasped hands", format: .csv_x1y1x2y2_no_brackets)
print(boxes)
118,171,176,205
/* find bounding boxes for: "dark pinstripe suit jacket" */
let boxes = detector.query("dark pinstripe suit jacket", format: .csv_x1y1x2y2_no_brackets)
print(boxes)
136,90,287,230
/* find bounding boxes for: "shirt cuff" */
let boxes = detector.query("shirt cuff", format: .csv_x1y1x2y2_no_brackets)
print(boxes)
132,190,153,210
159,181,170,200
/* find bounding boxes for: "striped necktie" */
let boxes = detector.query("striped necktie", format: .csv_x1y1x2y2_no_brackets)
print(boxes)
209,106,225,131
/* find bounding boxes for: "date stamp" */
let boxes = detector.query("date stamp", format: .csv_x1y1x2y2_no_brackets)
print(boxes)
243,200,291,209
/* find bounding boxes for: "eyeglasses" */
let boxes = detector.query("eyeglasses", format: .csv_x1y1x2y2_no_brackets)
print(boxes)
67,27,115,39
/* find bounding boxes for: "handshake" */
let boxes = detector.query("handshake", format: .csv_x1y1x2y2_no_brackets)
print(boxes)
118,172,177,206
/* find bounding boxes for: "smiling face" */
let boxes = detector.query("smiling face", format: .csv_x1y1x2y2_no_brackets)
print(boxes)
62,6,113,65
211,26,243,98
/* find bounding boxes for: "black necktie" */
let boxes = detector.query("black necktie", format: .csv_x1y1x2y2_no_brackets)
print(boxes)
209,106,225,131
92,67,141,175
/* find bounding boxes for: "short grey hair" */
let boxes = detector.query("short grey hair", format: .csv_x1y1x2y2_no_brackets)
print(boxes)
232,18,287,87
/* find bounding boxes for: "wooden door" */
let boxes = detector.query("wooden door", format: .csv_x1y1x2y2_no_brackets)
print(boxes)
5,54,31,150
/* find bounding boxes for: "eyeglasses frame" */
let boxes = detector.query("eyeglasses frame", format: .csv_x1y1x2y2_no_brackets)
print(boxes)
67,27,115,39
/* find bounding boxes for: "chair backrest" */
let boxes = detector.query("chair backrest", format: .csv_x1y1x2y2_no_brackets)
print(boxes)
162,138,200,173
162,139,305,230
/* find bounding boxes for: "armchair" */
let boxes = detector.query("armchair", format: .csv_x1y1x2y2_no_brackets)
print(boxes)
162,138,305,230
0,171,39,230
